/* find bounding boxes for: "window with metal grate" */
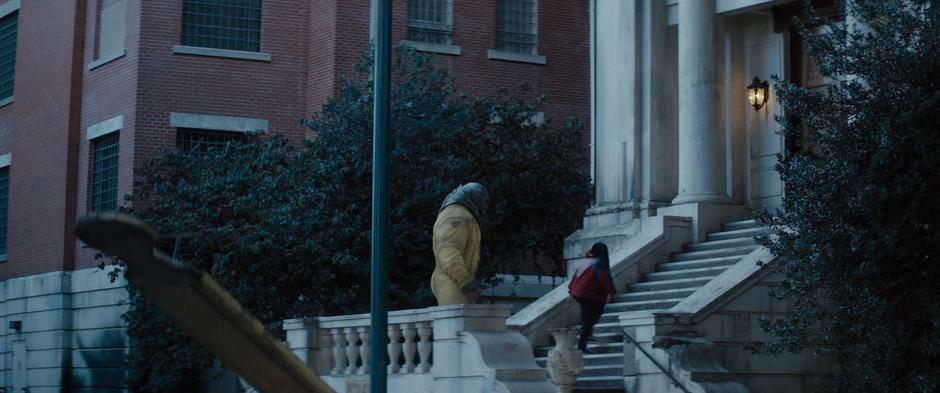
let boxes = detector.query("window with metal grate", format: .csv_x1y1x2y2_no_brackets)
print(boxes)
0,11,17,100
496,0,537,54
181,0,262,52
0,166,8,260
177,128,246,155
408,0,453,45
91,134,120,212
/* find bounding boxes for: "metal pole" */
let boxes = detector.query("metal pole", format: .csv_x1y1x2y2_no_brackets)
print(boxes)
370,0,391,392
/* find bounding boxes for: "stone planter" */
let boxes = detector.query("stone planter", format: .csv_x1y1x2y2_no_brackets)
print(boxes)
546,328,584,393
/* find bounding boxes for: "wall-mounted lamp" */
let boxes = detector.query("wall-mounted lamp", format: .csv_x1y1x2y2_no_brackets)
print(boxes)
747,76,769,111
9,320,22,331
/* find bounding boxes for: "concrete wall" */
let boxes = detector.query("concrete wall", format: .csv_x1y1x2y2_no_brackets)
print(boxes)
0,267,129,392
690,272,832,393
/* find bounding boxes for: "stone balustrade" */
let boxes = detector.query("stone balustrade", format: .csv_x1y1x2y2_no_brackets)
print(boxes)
316,312,434,376
285,304,555,393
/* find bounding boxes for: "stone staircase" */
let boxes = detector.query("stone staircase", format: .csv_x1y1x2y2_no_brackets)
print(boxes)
535,219,767,392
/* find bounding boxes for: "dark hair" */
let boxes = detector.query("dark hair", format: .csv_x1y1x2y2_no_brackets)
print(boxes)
590,242,610,270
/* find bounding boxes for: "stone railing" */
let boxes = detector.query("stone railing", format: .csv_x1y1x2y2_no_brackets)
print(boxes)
285,304,555,393
507,215,693,347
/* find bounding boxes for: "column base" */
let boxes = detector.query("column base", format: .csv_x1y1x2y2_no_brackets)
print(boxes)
657,202,748,242
671,192,734,205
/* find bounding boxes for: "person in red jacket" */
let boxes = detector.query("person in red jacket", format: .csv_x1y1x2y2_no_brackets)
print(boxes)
568,242,617,353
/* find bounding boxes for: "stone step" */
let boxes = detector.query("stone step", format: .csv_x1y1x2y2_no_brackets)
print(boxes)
600,297,685,321
656,256,740,272
535,341,623,358
536,352,624,367
615,288,697,302
644,266,727,282
626,276,711,292
579,364,625,378
592,310,668,333
722,219,761,231
603,298,685,314
684,237,757,252
706,226,770,242
574,375,627,389
574,388,627,393
669,245,758,262
586,332,624,344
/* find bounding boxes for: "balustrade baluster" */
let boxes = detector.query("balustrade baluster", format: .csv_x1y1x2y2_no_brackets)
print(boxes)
402,323,417,372
357,326,370,374
415,321,432,373
387,324,403,373
344,327,360,374
331,328,347,375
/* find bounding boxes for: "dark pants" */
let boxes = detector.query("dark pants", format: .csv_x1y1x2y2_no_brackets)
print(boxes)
575,297,605,350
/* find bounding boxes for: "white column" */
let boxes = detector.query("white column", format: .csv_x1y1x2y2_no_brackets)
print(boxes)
640,0,678,209
387,325,403,373
593,0,639,207
357,326,371,374
330,328,347,375
672,0,732,205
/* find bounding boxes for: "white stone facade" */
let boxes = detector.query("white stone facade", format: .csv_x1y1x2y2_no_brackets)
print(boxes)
588,0,784,229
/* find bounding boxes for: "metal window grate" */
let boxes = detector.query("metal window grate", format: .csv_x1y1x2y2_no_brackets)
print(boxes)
177,128,245,155
91,134,120,212
181,0,262,52
0,167,8,259
0,12,17,100
496,0,537,54
408,0,452,45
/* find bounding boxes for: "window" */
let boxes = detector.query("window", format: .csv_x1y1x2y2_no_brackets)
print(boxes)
496,0,538,54
0,166,8,260
90,133,120,212
181,0,261,52
97,0,127,59
177,128,245,155
0,10,17,101
408,0,453,45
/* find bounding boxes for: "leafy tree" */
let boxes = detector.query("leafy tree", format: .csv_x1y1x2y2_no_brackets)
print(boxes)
117,48,591,391
755,1,940,391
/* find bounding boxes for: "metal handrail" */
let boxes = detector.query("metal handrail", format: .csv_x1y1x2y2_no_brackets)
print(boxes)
622,329,693,393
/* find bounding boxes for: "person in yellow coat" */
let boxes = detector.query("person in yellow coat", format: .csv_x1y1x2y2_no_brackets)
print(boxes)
431,182,490,305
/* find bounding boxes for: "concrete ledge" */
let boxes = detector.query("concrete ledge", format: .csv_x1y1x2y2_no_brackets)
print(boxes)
3,271,71,300
169,112,268,133
0,95,13,108
0,152,10,167
398,40,462,56
172,45,272,62
0,0,20,19
487,49,547,65
88,49,127,71
86,115,123,140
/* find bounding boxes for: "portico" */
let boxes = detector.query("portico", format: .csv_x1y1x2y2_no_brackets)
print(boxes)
587,0,787,230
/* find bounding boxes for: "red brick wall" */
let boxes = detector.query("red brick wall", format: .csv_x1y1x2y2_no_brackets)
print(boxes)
309,0,590,132
2,0,590,276
0,0,86,279
73,0,142,268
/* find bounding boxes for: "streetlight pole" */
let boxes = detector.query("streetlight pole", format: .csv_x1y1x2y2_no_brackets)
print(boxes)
370,0,391,392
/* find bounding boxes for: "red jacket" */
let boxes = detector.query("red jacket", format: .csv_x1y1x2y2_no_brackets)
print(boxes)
568,261,617,303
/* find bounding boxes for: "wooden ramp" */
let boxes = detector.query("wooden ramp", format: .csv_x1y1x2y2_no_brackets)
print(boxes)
75,212,335,393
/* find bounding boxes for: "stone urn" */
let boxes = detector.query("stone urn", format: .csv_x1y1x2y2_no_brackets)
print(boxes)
546,328,584,393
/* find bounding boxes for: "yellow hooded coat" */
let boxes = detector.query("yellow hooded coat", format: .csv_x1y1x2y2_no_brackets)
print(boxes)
431,204,481,305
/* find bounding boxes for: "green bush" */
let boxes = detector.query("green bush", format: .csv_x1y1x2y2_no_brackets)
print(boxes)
754,1,940,391
115,48,592,391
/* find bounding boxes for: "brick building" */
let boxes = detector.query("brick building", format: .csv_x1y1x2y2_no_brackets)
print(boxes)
0,0,589,391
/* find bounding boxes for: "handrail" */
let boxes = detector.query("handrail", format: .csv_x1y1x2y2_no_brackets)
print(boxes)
622,329,692,393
